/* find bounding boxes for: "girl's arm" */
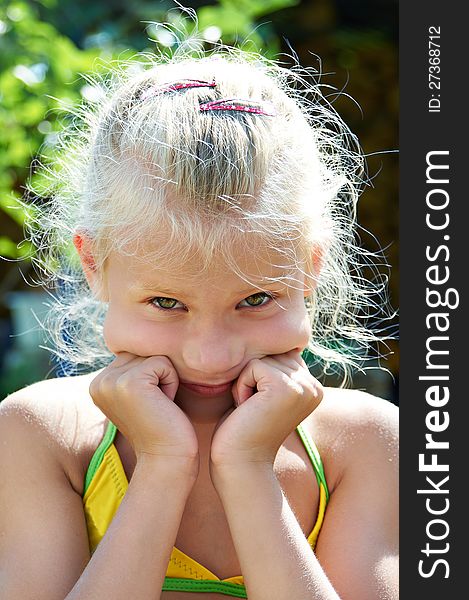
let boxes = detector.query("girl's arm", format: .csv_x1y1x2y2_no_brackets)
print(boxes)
67,455,198,600
211,462,340,600
0,399,198,600
211,393,398,600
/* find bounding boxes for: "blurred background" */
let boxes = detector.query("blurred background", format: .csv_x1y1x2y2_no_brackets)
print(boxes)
0,0,398,403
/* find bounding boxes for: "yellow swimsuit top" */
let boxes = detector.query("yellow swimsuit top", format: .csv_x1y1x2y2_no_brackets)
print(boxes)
82,421,329,598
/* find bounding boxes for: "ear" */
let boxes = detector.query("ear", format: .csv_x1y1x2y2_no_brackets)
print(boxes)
303,243,324,298
73,231,108,301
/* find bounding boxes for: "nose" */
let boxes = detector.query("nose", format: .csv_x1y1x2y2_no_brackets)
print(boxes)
181,320,245,378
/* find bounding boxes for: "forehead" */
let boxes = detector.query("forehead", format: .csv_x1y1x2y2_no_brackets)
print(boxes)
106,231,303,290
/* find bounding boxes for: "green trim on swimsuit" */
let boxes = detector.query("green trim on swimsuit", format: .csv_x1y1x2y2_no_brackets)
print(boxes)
296,423,330,503
162,578,247,597
83,420,117,494
83,421,329,503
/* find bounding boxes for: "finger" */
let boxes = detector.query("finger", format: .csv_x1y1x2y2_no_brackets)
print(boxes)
231,381,240,407
246,354,318,403
90,355,144,394
292,349,309,367
233,360,261,405
257,354,301,378
142,356,180,401
110,352,145,369
271,349,305,369
102,356,147,384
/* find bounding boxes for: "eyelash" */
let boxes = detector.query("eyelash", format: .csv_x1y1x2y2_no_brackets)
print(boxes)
147,292,277,312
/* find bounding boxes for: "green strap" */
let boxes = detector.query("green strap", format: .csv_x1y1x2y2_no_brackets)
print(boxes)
296,423,330,503
83,420,117,495
162,577,247,597
83,421,329,502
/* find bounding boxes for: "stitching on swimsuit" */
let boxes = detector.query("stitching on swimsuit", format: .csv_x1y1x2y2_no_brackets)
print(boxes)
105,451,126,500
169,555,207,580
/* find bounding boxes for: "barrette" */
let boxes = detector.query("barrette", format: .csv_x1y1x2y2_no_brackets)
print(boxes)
140,79,217,101
199,98,276,117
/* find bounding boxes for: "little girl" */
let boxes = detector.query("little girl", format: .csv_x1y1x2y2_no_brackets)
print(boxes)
0,42,398,600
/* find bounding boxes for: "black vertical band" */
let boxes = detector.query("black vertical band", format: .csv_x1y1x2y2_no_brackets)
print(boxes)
400,2,466,596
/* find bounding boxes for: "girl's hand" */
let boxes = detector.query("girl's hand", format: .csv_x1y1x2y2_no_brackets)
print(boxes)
89,353,199,463
210,350,323,468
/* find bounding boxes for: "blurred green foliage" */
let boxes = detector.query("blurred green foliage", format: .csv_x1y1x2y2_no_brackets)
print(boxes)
0,0,99,259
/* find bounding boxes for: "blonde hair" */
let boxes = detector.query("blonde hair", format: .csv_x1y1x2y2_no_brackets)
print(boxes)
29,41,392,383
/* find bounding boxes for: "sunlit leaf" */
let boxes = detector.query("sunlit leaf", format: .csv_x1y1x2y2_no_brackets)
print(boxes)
0,235,20,258
0,193,35,226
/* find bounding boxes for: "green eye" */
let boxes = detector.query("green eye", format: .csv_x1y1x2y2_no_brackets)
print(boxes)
153,297,179,309
244,292,270,307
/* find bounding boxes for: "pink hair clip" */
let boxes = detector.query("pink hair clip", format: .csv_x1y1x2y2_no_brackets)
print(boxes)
199,98,276,117
140,79,217,101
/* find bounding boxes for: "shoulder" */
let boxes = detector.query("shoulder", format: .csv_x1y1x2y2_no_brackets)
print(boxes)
313,386,398,439
304,387,398,492
0,372,107,494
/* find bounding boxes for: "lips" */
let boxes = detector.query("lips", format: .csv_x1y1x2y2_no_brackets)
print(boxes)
180,381,234,397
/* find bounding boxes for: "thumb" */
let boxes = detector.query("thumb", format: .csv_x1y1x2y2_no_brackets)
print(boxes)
234,359,261,406
144,357,180,401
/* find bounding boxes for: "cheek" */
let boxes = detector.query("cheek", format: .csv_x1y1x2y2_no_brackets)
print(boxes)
103,306,176,356
259,306,311,353
285,309,311,348
102,306,146,355
102,308,127,354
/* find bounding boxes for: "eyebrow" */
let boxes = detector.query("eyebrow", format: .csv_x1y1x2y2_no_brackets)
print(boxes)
129,280,286,296
129,282,185,295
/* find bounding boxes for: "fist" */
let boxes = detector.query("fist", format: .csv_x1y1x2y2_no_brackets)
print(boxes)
210,350,323,467
89,353,199,461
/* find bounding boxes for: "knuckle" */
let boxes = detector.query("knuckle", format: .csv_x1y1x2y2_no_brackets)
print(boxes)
289,371,322,409
148,355,171,365
90,370,116,404
100,372,116,394
88,379,99,400
250,358,263,369
115,372,132,393
89,379,105,408
316,382,324,402
306,381,323,409
147,355,172,372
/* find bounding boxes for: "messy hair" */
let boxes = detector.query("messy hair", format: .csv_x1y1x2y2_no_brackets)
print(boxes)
28,31,393,383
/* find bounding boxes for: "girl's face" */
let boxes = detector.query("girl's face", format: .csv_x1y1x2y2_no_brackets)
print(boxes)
99,236,313,406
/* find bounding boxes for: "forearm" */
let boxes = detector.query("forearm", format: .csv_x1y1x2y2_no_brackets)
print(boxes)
66,456,198,600
212,463,339,600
